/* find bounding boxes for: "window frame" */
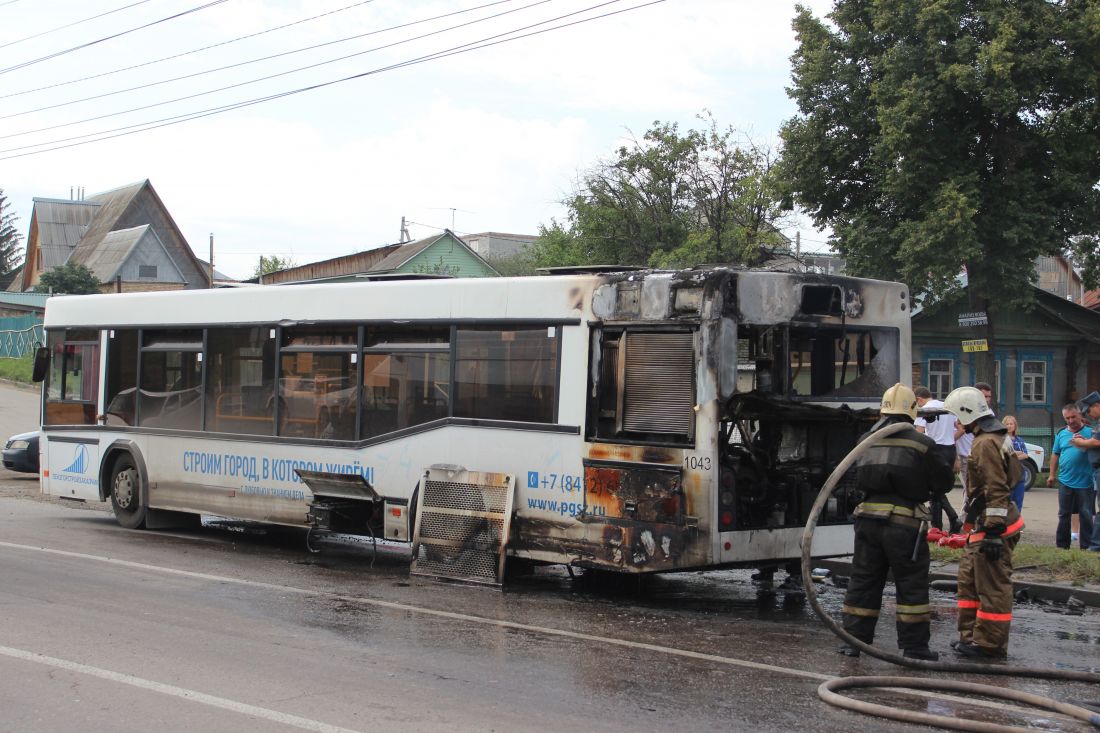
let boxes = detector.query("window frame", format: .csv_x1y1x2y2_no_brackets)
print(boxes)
924,350,959,400
1018,351,1053,407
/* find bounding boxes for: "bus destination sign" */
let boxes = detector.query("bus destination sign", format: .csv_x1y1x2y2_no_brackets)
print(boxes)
961,338,989,353
958,311,988,327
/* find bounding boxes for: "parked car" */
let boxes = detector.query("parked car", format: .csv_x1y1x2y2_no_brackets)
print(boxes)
1021,441,1044,491
2,430,39,474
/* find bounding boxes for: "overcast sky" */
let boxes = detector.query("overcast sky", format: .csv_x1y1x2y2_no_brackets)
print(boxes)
0,0,833,280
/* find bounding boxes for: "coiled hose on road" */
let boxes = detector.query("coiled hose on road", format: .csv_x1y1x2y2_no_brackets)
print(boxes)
799,421,1100,731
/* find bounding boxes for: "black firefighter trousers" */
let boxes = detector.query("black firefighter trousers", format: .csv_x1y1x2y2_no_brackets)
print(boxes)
842,517,931,651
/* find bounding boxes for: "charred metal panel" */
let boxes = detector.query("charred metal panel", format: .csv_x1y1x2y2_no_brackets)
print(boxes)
411,466,515,587
582,459,683,523
510,514,700,572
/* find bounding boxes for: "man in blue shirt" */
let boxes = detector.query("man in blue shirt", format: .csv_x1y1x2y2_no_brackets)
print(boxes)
1071,391,1100,551
1048,403,1096,549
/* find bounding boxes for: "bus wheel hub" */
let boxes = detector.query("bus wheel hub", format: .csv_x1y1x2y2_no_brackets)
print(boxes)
114,470,137,509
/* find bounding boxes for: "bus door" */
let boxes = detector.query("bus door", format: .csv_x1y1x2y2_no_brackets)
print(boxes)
41,328,103,501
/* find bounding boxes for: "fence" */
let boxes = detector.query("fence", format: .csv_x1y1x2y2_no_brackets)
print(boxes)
0,318,44,358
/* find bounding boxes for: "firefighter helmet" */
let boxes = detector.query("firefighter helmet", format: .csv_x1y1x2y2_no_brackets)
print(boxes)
944,386,993,426
880,383,918,420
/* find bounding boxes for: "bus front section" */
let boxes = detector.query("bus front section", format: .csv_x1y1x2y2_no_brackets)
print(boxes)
519,268,909,574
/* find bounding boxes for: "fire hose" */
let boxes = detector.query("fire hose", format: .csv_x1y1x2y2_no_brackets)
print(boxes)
800,421,1100,731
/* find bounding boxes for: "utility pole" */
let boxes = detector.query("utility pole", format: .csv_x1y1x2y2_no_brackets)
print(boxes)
208,233,215,288
399,216,411,243
795,231,801,258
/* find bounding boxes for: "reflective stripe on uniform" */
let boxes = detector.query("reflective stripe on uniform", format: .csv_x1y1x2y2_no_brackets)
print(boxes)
976,610,1012,622
985,507,1008,517
872,438,930,453
957,599,980,609
897,613,931,623
968,516,1025,543
896,603,930,615
842,605,880,618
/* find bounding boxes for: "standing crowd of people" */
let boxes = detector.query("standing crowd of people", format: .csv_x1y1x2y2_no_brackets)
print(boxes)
841,383,1100,661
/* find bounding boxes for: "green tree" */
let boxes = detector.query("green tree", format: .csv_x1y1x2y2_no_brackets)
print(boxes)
780,0,1100,383
0,188,23,276
251,255,297,279
33,263,101,294
534,115,792,269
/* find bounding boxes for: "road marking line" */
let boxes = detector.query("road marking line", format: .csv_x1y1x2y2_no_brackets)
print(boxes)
0,539,830,682
0,644,365,733
0,539,1080,724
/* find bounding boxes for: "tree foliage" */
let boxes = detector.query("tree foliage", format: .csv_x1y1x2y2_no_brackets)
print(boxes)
780,0,1100,383
251,255,297,279
0,188,23,277
33,263,101,295
533,115,793,269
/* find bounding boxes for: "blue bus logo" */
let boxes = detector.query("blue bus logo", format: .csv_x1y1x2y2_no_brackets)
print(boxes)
62,444,90,474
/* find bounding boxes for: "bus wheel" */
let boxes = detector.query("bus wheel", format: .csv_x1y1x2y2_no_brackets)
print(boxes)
110,453,146,529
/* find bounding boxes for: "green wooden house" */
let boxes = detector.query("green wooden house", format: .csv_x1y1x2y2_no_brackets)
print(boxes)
912,285,1100,451
258,231,498,285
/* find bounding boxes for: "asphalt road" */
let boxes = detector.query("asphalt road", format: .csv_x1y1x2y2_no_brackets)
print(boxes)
1,381,1098,732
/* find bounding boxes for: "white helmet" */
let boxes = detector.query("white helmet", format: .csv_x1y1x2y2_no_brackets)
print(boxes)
944,386,993,426
880,383,917,420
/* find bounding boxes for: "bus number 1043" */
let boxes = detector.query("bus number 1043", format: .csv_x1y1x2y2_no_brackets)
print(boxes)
685,455,712,471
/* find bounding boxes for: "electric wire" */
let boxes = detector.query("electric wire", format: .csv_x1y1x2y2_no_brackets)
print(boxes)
0,0,518,120
0,0,154,51
0,0,667,160
0,0,553,138
0,0,228,76
0,0,422,101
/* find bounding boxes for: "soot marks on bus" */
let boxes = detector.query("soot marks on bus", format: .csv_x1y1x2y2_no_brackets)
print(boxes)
510,516,697,572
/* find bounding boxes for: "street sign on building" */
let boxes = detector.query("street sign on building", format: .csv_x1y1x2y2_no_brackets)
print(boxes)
962,338,989,353
958,311,988,327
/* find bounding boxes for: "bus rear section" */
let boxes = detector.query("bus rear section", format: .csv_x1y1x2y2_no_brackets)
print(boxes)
511,269,909,573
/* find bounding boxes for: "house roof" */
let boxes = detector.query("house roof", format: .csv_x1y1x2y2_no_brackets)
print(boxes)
368,232,450,272
1084,289,1100,311
0,291,49,311
31,198,101,268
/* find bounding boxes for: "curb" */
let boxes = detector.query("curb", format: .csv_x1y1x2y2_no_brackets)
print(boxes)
816,558,1100,608
0,378,39,394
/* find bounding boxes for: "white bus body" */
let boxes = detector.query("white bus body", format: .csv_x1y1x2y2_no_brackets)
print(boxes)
39,268,911,573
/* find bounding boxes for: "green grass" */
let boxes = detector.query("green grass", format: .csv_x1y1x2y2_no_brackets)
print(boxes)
0,354,34,384
931,542,1100,585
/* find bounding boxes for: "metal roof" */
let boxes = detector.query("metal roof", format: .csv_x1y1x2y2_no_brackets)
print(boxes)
80,225,147,281
0,292,50,309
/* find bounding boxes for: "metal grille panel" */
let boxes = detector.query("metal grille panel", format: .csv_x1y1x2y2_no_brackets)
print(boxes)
411,468,515,587
622,332,694,434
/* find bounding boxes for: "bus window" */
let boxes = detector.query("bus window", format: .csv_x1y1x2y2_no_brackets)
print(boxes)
589,328,694,443
138,330,203,430
206,327,276,435
787,327,898,400
362,326,449,438
44,329,100,426
105,330,138,426
454,326,559,424
280,326,357,440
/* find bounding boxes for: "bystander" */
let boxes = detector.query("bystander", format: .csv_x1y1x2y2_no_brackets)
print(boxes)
1048,403,1096,549
915,386,961,532
1070,391,1100,552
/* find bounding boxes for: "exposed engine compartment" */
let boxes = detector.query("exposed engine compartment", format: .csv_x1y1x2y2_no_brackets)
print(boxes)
719,393,877,531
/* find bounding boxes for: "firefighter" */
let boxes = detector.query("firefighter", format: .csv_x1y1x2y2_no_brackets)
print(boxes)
840,383,955,660
943,386,1024,659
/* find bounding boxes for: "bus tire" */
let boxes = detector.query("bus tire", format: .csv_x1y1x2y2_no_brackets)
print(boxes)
110,453,147,529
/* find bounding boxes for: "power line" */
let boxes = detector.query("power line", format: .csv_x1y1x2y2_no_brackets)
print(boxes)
0,0,154,50
0,0,669,160
0,0,518,120
0,0,228,76
0,0,387,101
0,0,553,141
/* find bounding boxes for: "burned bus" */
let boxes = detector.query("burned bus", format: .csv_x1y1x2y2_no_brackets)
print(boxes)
37,267,908,582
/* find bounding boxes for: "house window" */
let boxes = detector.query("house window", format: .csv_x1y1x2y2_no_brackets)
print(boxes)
928,359,953,399
139,265,157,279
1020,361,1047,404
